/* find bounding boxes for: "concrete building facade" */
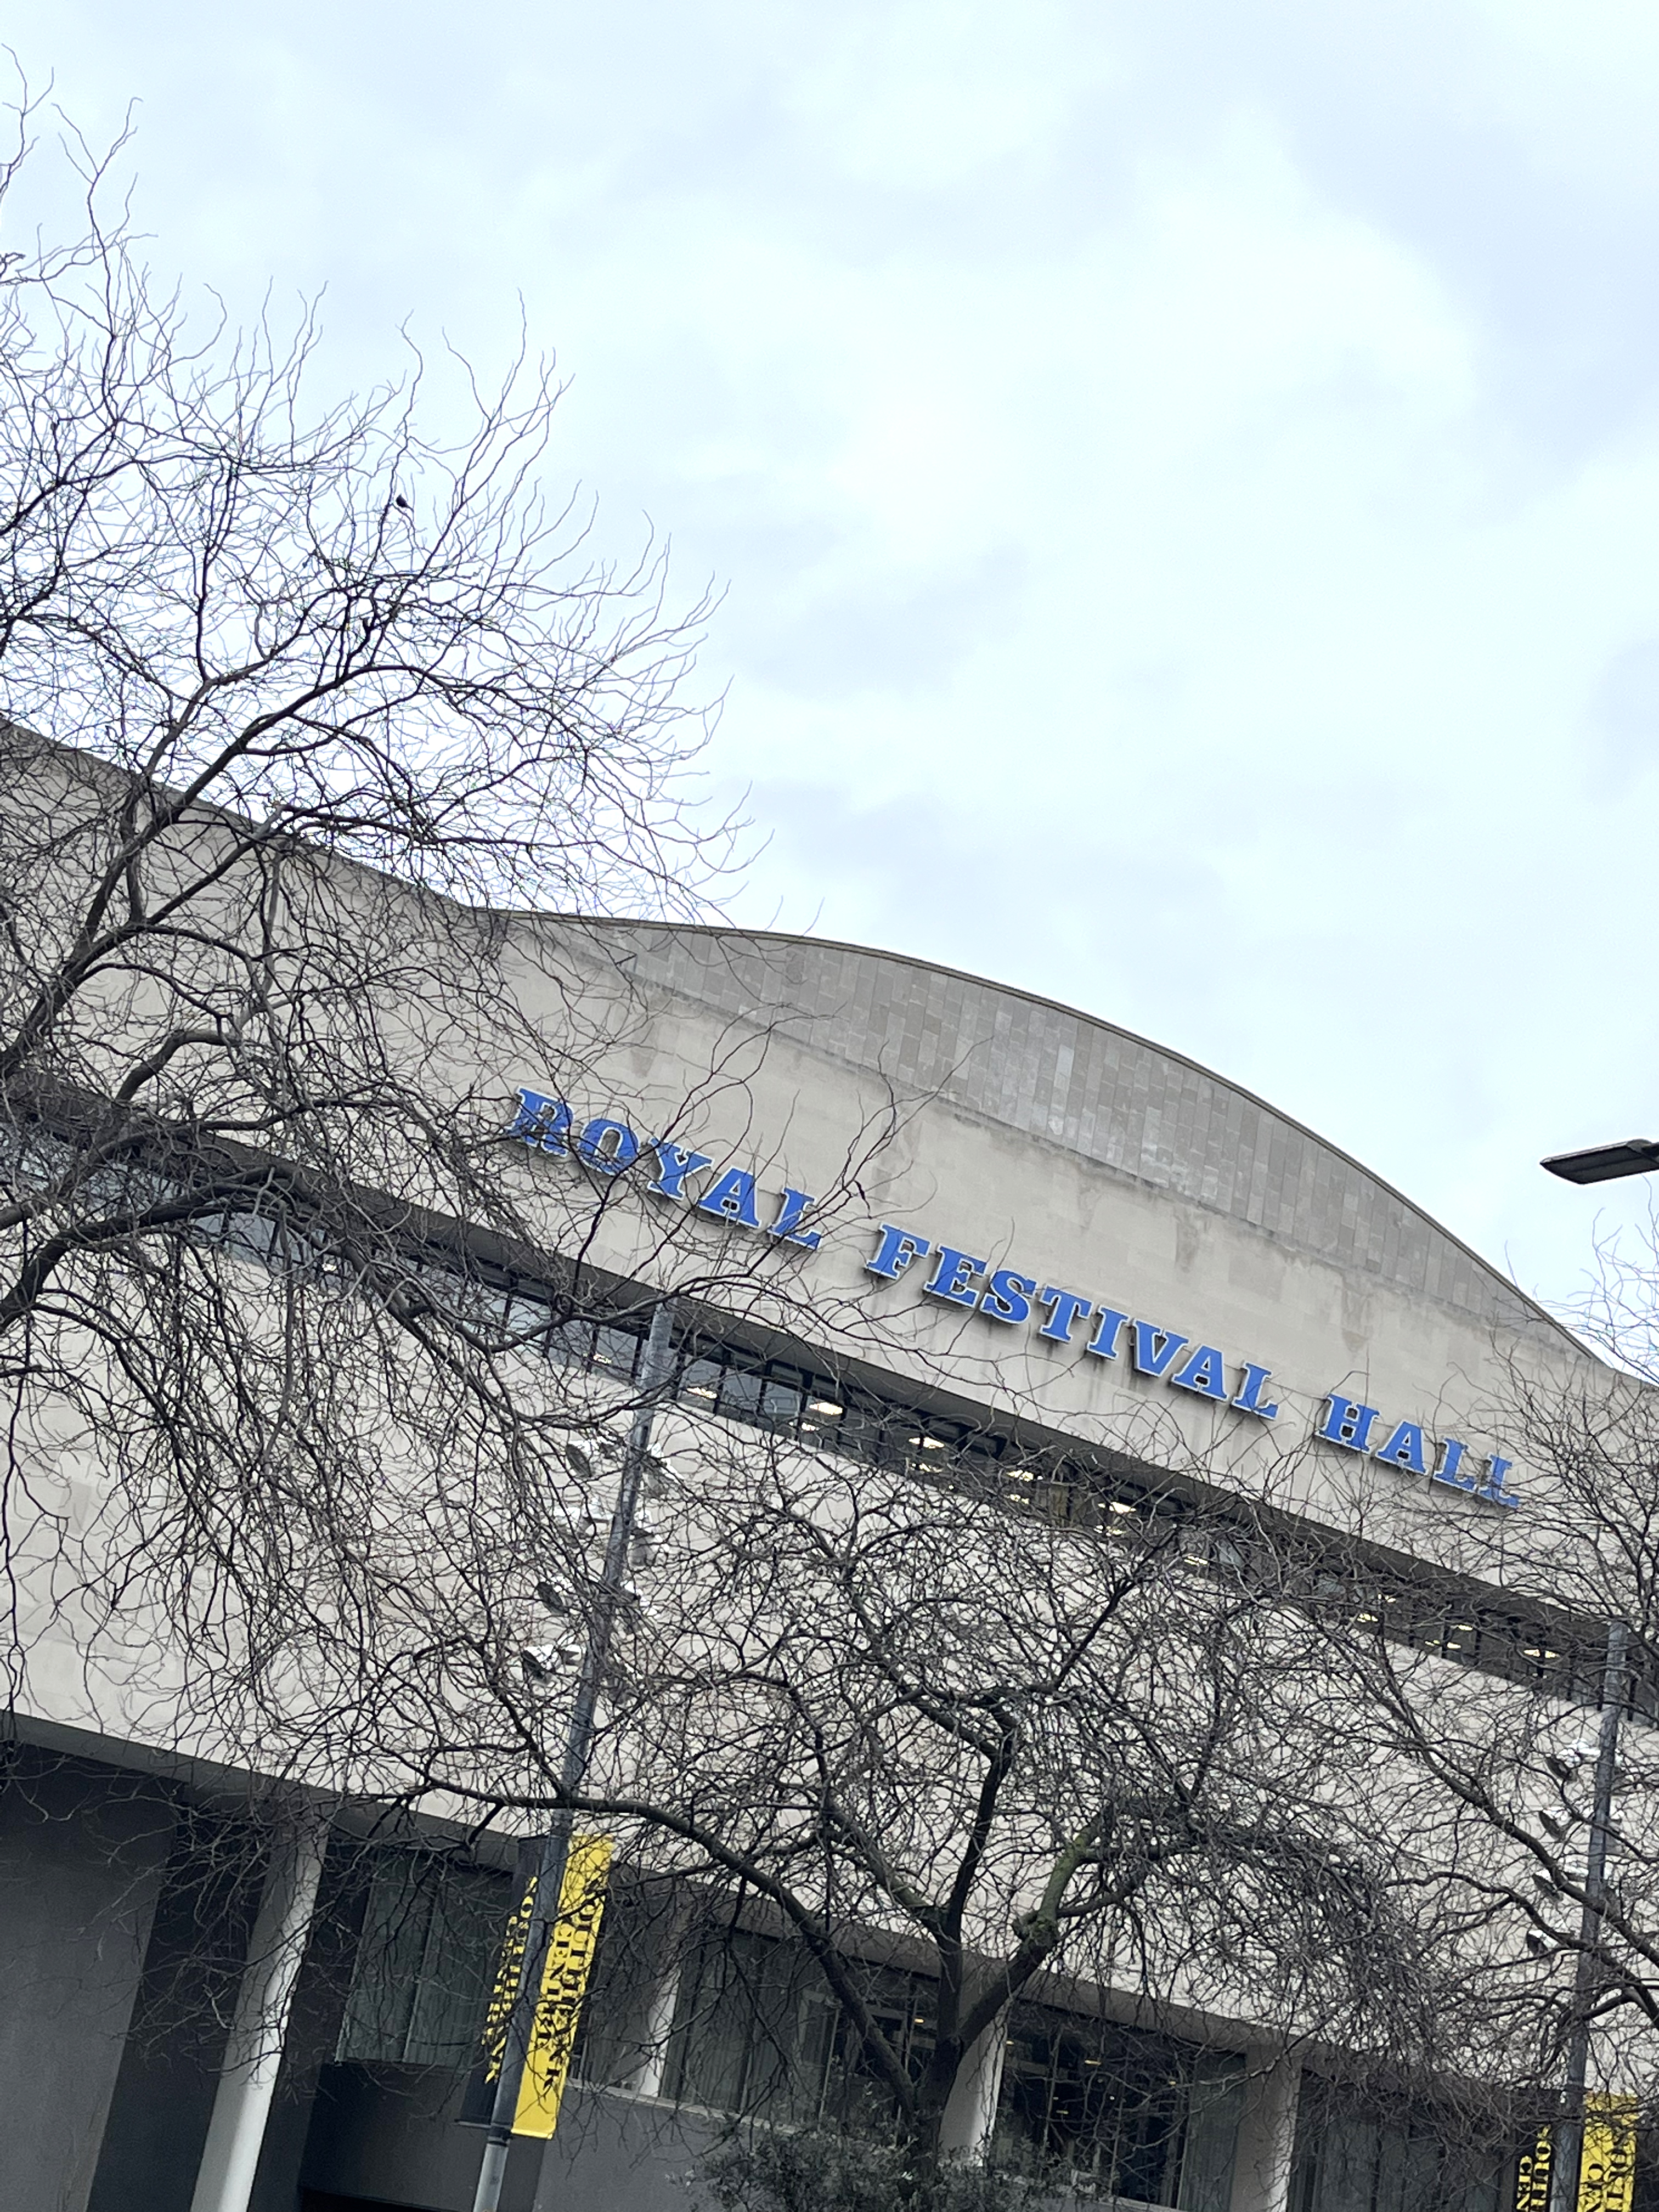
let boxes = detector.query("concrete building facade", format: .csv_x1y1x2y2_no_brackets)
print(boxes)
0,916,1609,2212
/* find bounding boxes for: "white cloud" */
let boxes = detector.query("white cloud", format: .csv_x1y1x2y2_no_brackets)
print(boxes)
16,0,1659,1306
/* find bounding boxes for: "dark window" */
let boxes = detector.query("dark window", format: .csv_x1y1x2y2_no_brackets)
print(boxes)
997,2004,1242,2207
679,1356,724,1406
760,1370,806,1432
1289,2078,1508,2212
718,1364,765,1420
593,1325,640,1378
663,1927,938,2132
336,1852,510,2067
549,1317,595,1368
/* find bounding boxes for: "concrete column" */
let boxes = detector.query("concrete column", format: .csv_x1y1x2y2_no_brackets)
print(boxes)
1228,2052,1302,2212
938,2018,1009,2165
622,1957,681,2099
188,1808,329,2212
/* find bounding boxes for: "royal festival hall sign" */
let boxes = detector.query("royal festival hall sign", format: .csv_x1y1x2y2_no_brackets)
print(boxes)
509,1088,1520,1511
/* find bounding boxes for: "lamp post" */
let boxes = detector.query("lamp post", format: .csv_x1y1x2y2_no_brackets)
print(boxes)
1539,1141,1643,2212
1542,1139,1659,1186
470,1296,678,2212
1547,1623,1628,2212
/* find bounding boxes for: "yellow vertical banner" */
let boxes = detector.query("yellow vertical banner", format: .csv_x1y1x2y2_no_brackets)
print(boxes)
1516,2099,1639,2212
511,1834,613,2140
1577,2097,1638,2212
464,1879,532,2126
1515,2127,1553,2212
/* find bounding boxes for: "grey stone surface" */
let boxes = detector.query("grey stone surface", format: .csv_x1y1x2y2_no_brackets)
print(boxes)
572,922,1545,1336
297,2064,720,2212
0,1753,176,2212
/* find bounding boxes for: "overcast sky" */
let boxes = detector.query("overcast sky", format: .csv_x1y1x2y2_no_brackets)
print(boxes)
18,1,1659,1310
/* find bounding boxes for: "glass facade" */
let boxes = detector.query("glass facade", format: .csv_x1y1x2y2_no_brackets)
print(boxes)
658,1926,941,2134
336,1856,1246,2205
327,1857,1586,2212
336,1850,511,2068
1288,2079,1510,2212
996,2004,1242,2210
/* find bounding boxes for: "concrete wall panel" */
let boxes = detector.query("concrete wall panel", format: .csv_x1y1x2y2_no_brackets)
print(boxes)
0,1753,175,2212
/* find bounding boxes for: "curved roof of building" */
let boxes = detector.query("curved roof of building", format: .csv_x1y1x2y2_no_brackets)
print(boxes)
570,918,1562,1343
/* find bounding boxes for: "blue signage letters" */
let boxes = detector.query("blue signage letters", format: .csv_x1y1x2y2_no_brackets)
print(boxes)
1428,1438,1518,1509
647,1143,712,1200
1170,1345,1229,1402
1232,1363,1280,1420
1086,1308,1130,1361
574,1116,640,1174
1317,1395,1383,1453
1039,1288,1092,1344
1131,1323,1189,1379
862,1217,1519,1510
981,1268,1038,1325
926,1248,987,1308
770,1189,820,1245
867,1225,931,1280
1373,1421,1428,1476
510,1087,821,1251
865,1222,1284,1433
697,1168,763,1229
507,1088,572,1155
507,1087,1519,1512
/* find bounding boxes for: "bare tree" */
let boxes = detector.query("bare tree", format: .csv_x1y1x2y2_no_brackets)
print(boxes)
0,98,1543,2212
316,1383,1510,2201
1290,1254,1659,2177
0,101,904,1787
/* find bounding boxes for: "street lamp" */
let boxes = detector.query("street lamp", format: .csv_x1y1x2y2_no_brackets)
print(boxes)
1539,1146,1635,2212
1547,1626,1628,2212
1542,1139,1659,1185
470,1297,678,2212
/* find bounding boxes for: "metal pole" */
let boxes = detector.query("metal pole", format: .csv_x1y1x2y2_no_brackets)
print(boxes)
1548,1620,1629,2212
471,1297,676,2212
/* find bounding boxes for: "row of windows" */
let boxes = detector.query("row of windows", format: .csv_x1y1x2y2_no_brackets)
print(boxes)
336,1851,1238,2205
1315,1577,1628,1710
336,1849,1523,2212
528,1296,1638,1713
193,1194,1640,1720
541,1304,1146,1521
1289,2078,1511,2212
